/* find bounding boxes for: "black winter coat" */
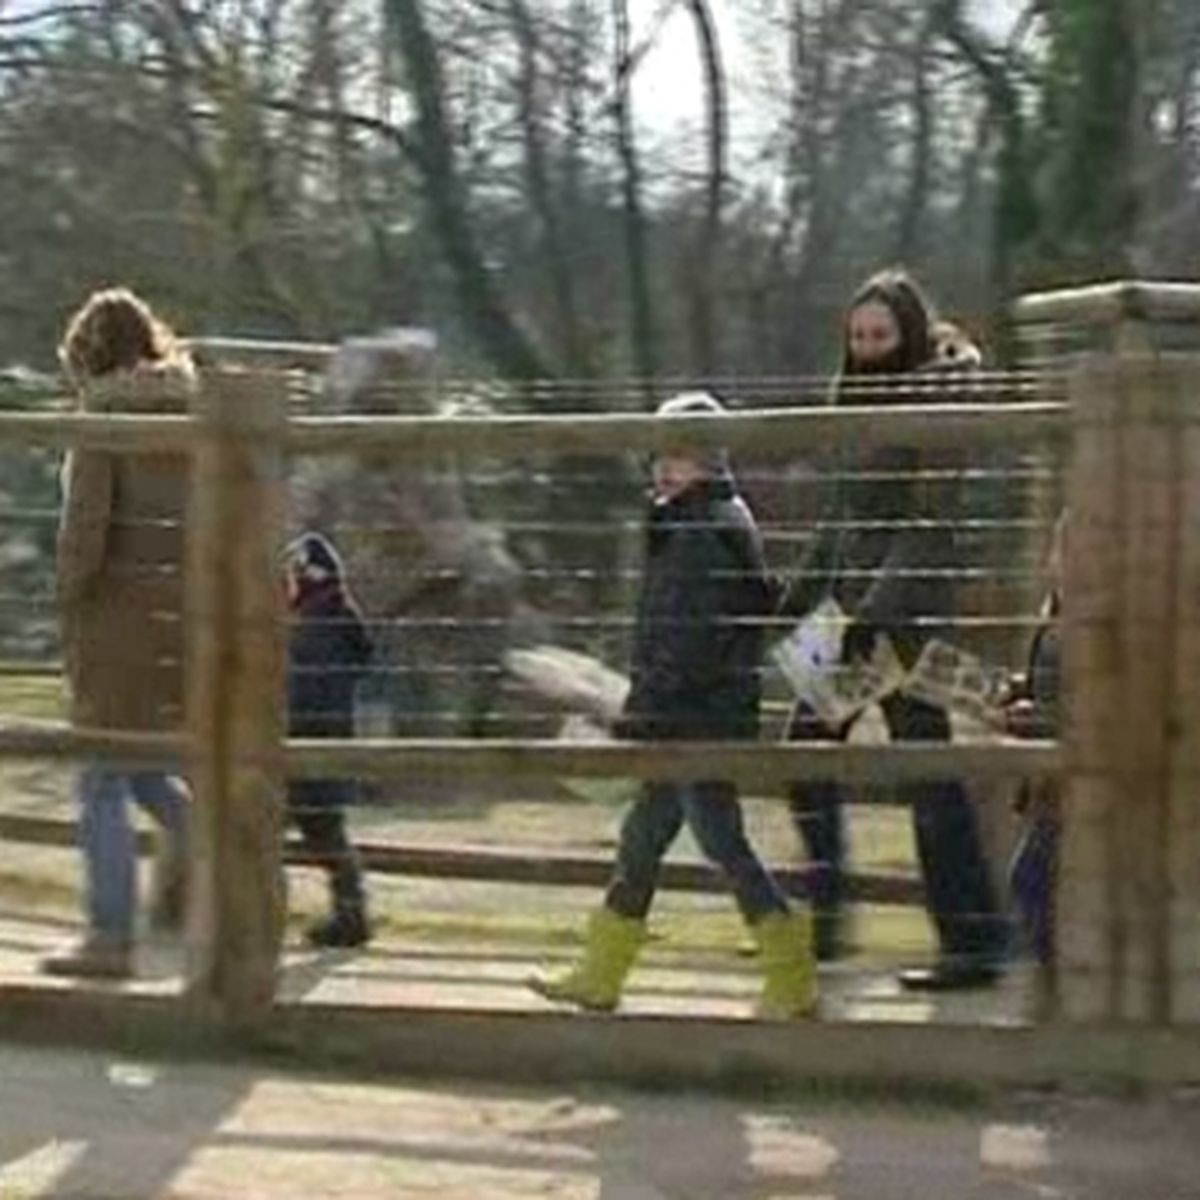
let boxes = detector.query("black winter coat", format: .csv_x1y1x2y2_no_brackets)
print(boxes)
287,584,374,738
781,363,964,666
622,473,772,741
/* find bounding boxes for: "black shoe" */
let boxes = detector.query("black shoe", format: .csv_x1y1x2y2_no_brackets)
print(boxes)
306,908,372,949
898,958,1002,992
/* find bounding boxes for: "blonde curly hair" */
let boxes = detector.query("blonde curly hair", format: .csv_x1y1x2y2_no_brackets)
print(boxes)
58,287,186,386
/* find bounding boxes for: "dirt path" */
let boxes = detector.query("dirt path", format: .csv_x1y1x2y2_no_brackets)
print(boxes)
1,1041,1197,1199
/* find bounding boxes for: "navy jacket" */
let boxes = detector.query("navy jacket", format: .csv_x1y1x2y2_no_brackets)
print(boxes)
622,473,772,741
287,584,374,738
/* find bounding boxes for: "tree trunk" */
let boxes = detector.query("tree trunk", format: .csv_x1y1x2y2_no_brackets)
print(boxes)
681,0,727,375
611,0,658,389
386,0,551,382
507,0,590,382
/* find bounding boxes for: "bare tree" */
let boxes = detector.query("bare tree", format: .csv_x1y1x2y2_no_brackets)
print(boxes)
681,0,727,373
610,0,658,386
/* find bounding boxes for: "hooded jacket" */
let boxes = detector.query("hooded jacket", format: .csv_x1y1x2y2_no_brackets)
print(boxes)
285,535,374,739
622,471,772,741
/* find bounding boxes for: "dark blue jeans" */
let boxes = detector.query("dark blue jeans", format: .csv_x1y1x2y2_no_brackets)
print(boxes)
605,779,789,922
787,692,1007,961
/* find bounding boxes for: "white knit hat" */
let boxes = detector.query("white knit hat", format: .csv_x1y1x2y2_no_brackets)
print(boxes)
654,391,729,470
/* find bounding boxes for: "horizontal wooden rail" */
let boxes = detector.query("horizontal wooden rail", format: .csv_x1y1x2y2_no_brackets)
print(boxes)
0,722,1059,789
6,983,1200,1089
187,336,339,369
286,738,1061,787
287,401,1069,460
1013,280,1200,326
0,399,1067,458
0,812,921,904
0,723,183,765
0,412,197,452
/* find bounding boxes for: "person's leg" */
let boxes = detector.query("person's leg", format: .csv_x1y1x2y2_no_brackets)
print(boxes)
1010,800,1060,967
43,767,134,978
129,772,190,933
604,781,686,919
682,781,816,1018
290,780,370,948
882,692,1007,989
785,704,850,960
530,782,681,1011
683,780,787,920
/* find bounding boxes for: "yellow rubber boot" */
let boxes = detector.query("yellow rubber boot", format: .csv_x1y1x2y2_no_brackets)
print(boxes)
529,908,644,1013
754,909,818,1020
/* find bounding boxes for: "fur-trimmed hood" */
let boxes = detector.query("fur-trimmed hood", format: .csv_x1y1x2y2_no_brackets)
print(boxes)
75,359,197,414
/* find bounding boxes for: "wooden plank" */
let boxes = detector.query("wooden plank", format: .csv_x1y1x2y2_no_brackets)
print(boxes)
0,812,923,905
1013,280,1200,326
285,737,1060,788
1113,359,1175,1023
184,369,288,1032
1059,355,1124,1021
287,401,1069,460
0,397,1066,458
0,412,196,451
1057,353,1200,1025
187,336,338,370
1167,375,1200,1021
0,723,182,764
0,724,1059,786
5,981,1200,1090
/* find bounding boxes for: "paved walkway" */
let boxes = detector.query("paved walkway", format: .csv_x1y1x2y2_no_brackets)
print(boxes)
1,1040,1197,1199
0,907,1035,1026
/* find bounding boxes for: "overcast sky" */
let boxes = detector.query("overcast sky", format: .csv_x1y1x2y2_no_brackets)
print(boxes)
632,0,1026,132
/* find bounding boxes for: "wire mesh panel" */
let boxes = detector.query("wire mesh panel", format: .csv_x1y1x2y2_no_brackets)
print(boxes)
204,336,1064,1025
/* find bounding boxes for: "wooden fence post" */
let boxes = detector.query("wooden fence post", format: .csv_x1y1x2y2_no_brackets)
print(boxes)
185,368,288,1032
1060,349,1171,1022
1012,289,1200,1024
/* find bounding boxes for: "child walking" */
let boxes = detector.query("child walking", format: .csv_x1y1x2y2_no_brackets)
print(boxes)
531,393,816,1019
284,532,374,948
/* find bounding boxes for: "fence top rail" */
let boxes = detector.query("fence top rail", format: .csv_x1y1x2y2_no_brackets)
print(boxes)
0,411,196,452
286,401,1069,460
187,336,339,370
1013,280,1200,326
0,399,1069,456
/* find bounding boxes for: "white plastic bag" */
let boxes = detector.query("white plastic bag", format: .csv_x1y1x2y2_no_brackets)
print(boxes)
773,598,903,726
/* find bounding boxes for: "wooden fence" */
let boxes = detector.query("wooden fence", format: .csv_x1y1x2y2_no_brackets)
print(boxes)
2,279,1199,1049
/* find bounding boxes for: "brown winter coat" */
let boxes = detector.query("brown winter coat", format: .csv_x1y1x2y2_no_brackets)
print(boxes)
57,364,195,732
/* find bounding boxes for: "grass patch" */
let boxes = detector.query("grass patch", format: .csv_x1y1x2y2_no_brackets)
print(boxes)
0,673,65,721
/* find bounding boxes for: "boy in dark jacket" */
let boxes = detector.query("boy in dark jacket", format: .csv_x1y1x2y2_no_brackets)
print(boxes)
531,393,816,1019
284,532,374,948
